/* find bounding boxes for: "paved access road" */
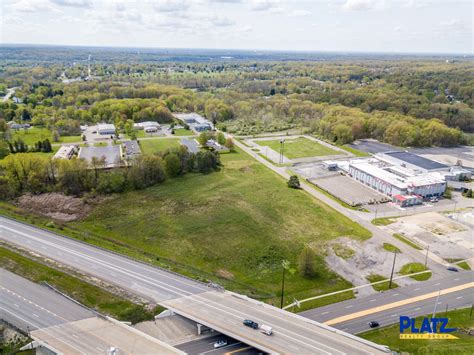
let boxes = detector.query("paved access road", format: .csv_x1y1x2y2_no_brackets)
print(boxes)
301,271,474,334
0,269,182,354
0,216,209,302
1,216,389,354
0,268,94,332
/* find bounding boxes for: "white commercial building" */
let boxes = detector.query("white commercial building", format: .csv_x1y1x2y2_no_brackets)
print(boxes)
97,123,116,135
348,160,446,199
134,121,161,132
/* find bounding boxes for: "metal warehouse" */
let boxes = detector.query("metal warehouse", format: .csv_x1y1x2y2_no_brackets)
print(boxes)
97,123,116,135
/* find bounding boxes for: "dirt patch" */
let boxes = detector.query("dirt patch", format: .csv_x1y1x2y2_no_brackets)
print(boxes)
216,269,234,280
16,193,103,222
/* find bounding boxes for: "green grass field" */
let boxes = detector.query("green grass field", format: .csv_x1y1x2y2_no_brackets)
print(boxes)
0,148,370,306
383,243,401,253
138,138,181,154
399,263,432,281
173,128,194,136
0,246,156,323
393,233,424,250
256,137,341,159
360,308,474,354
11,127,81,145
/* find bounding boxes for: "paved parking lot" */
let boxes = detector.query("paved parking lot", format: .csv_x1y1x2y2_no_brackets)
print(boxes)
78,145,122,167
309,175,389,206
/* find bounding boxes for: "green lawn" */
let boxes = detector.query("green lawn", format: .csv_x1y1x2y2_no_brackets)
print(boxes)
11,127,81,145
372,217,395,226
360,308,474,354
0,148,370,305
383,243,401,253
173,128,195,136
0,246,157,323
366,274,399,291
393,233,424,250
399,263,432,281
138,138,181,154
256,137,341,159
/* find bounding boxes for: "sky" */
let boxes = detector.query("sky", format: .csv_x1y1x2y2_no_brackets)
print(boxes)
1,0,472,54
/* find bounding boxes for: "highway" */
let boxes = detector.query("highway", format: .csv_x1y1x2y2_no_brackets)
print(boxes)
0,269,182,354
301,271,474,334
0,268,95,332
1,216,389,354
176,334,261,354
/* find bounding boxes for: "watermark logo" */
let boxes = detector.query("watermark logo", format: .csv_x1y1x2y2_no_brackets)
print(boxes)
399,316,458,339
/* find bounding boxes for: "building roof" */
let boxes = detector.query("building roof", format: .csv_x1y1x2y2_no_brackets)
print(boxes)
382,151,447,170
350,161,445,189
97,123,116,131
393,195,407,201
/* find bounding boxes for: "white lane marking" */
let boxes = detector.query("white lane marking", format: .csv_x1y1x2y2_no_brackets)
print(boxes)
369,299,376,302
321,311,330,315
14,304,19,308
32,314,39,318
456,296,463,300
200,342,242,354
2,221,365,355
414,288,420,291
434,283,440,286
345,305,353,309
414,307,421,311
2,220,207,293
390,314,398,317
454,278,460,281
392,293,399,296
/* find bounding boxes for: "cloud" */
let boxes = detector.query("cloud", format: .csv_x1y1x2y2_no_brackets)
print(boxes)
288,10,311,17
393,26,401,32
341,0,377,12
50,0,91,8
11,0,55,12
437,19,469,33
248,0,282,12
153,0,191,13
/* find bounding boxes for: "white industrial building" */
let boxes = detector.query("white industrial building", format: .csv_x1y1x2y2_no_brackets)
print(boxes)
97,123,116,135
134,121,161,132
348,161,446,199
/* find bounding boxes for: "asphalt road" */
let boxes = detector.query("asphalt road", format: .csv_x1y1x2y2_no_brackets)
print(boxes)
0,268,94,332
0,216,389,354
0,269,182,354
0,216,209,302
176,334,262,355
301,271,474,334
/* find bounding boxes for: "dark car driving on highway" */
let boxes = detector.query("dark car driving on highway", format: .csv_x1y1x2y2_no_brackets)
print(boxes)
243,319,259,329
368,321,379,328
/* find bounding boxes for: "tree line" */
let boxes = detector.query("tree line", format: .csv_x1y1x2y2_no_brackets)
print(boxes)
0,147,220,199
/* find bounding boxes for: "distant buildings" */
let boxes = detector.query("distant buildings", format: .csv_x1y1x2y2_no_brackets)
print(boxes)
175,113,213,133
205,139,229,152
7,121,30,130
324,150,471,203
53,145,79,160
134,121,161,133
97,123,116,136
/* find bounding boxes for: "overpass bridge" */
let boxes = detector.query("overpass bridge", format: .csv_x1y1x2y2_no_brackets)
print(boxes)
1,216,389,354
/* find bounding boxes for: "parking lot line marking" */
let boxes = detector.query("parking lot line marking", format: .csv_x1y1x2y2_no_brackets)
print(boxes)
324,282,474,326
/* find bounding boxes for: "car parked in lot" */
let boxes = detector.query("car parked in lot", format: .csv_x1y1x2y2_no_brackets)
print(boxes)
213,340,228,349
243,319,259,329
368,321,379,328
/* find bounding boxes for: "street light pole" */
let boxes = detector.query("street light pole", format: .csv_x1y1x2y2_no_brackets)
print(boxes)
279,139,285,164
388,250,398,289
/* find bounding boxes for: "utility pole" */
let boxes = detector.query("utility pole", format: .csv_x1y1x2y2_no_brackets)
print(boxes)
425,245,430,267
388,250,398,289
279,139,285,164
431,290,441,332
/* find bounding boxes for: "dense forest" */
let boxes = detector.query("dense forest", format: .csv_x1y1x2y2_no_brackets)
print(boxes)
1,46,473,152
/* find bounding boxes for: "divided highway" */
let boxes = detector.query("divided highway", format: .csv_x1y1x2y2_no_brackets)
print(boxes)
0,216,389,354
302,271,474,334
